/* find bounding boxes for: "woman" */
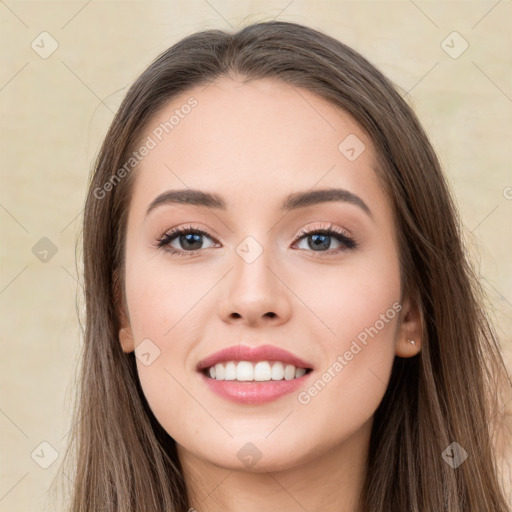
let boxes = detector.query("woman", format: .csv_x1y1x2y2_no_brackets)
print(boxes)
58,20,511,511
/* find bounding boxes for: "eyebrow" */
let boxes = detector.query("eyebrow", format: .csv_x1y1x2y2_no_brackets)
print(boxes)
145,187,373,218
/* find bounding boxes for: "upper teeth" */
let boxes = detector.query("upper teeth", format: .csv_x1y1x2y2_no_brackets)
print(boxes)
208,361,307,381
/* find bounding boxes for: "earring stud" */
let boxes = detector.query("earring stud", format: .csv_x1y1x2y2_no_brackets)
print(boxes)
408,339,416,345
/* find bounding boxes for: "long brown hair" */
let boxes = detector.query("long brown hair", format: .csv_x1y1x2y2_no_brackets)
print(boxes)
55,20,512,511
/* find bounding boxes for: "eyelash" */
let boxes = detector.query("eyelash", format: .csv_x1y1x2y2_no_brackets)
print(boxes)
155,223,358,257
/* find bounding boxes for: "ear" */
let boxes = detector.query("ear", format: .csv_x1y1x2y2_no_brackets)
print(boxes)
119,326,135,354
113,268,135,354
395,292,422,358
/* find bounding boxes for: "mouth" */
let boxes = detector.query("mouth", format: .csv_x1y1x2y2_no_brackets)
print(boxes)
196,344,315,403
201,360,314,382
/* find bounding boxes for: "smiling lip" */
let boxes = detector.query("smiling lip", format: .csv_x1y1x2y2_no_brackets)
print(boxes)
199,371,312,404
196,344,314,405
196,344,314,372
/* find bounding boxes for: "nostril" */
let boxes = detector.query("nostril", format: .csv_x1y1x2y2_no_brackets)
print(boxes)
265,312,276,318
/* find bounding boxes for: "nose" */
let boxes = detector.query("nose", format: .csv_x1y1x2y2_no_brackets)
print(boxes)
217,246,292,327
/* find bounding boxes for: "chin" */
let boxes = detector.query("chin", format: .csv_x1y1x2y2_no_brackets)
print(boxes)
196,438,316,473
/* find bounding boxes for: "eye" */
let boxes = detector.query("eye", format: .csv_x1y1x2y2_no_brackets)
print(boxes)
293,225,357,253
156,225,218,255
155,223,358,257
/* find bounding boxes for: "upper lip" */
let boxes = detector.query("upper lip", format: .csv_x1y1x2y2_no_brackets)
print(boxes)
196,344,314,371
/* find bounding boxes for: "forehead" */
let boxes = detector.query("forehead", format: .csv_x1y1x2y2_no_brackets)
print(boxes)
130,76,385,216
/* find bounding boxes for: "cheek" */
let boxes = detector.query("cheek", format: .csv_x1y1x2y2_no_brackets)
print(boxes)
123,254,207,432
298,247,401,345
296,286,400,445
124,248,214,341
295,247,401,407
123,250,214,414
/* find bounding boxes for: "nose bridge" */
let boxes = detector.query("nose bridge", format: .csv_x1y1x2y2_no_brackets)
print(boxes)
234,236,273,292
217,233,292,325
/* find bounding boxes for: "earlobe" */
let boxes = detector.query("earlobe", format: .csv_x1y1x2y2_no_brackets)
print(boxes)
395,295,422,358
396,336,421,358
113,270,134,353
119,326,135,353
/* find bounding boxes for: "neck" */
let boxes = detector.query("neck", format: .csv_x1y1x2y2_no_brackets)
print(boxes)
178,417,372,512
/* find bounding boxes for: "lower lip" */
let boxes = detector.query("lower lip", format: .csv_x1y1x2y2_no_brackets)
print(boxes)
199,371,313,405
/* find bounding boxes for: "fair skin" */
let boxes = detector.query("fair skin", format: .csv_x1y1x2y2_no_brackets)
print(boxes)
118,76,422,512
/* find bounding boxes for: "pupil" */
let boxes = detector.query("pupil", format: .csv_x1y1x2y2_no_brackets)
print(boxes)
181,233,202,250
309,234,330,251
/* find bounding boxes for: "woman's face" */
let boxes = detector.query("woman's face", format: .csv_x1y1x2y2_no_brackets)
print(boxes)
118,77,421,472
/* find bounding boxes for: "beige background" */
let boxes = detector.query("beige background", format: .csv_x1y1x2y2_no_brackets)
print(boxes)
1,1,511,510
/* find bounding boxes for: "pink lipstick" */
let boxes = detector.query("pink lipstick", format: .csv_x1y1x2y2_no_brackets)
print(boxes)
197,344,314,405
